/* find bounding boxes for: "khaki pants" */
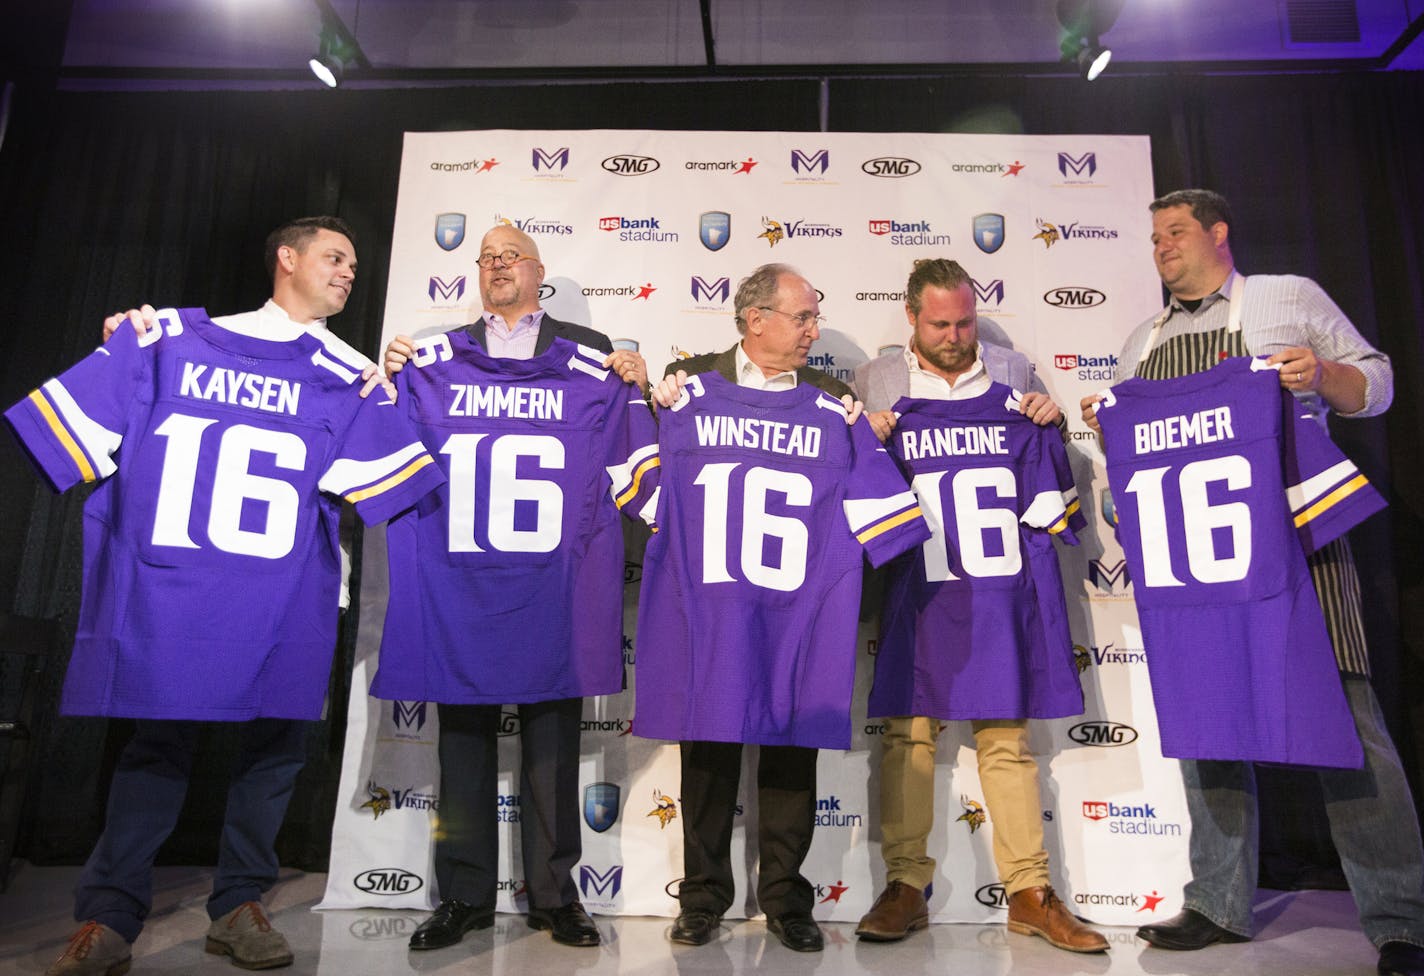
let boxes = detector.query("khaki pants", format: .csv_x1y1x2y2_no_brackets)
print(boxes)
878,715,1049,894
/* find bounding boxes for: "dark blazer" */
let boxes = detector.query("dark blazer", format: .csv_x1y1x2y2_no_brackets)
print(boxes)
665,344,852,399
465,312,613,357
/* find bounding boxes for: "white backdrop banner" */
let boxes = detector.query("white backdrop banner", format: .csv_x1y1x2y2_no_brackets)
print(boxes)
318,128,1188,928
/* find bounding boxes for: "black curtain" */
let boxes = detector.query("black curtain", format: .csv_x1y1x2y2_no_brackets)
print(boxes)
2,71,1422,879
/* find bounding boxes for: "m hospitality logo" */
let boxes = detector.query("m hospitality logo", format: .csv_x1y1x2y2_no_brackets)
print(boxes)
1033,218,1119,248
361,780,436,819
1054,352,1119,381
788,148,835,184
868,219,951,247
816,880,850,905
1083,799,1183,838
429,157,498,173
1086,557,1132,598
527,146,573,182
1075,889,1167,913
391,700,428,735
601,153,661,176
861,156,921,178
1055,151,1103,187
598,215,679,243
685,156,758,174
815,795,863,828
690,275,731,311
428,275,466,306
973,278,1007,315
582,282,657,301
492,213,574,236
578,864,624,907
647,789,678,828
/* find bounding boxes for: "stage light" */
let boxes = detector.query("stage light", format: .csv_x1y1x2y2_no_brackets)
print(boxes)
308,0,368,88
1056,0,1123,81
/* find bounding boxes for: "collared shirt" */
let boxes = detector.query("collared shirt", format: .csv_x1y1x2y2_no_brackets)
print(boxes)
905,340,990,401
484,308,547,361
1115,269,1393,421
213,299,371,367
735,341,797,391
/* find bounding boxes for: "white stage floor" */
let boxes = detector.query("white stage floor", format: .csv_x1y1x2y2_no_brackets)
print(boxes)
0,864,1382,975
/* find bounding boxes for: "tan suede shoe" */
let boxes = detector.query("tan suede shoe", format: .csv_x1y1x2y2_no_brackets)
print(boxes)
46,921,132,976
855,880,929,941
205,901,294,970
1007,885,1110,953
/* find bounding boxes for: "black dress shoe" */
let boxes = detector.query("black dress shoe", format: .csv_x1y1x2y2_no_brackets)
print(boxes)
768,913,824,952
528,902,601,947
1136,909,1249,951
1379,940,1424,976
409,899,493,950
670,908,723,946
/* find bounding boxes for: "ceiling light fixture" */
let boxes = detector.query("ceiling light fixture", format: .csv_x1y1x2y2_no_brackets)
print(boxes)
1056,0,1124,81
308,0,370,88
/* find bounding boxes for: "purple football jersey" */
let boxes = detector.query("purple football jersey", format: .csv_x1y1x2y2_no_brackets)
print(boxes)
870,384,1086,721
1096,356,1383,767
4,307,443,721
371,333,659,704
634,372,930,749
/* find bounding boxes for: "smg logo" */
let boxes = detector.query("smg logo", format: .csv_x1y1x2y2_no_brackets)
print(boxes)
1044,286,1106,308
861,156,921,178
353,868,424,895
975,883,1009,909
532,147,570,172
1069,722,1139,747
497,710,520,737
601,154,660,175
579,864,624,900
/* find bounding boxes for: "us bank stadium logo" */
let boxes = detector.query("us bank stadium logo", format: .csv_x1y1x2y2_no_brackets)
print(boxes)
584,782,621,833
973,213,1005,254
804,352,852,385
434,213,466,251
1075,889,1166,912
578,864,624,907
1069,721,1139,747
973,278,1007,315
497,794,521,823
685,156,758,174
647,789,678,828
428,275,466,305
528,146,573,181
690,275,731,311
492,213,574,236
815,795,863,828
759,216,843,247
957,796,987,833
861,156,921,178
1055,151,1103,186
1082,799,1182,838
1044,286,1106,309
598,215,679,243
601,153,660,176
1054,352,1118,381
788,148,835,184
975,883,1009,909
699,211,731,251
353,868,424,896
1033,218,1119,248
816,880,850,905
867,219,950,247
429,157,498,174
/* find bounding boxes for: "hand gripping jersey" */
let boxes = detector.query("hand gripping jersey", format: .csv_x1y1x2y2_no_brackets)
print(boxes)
3,308,443,721
371,333,659,704
870,386,1086,721
1094,356,1384,767
634,372,930,749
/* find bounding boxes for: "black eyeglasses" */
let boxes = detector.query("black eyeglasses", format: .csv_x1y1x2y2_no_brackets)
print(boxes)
476,249,535,270
758,306,826,329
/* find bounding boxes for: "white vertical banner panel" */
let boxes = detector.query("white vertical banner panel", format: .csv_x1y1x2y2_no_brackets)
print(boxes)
322,129,1189,926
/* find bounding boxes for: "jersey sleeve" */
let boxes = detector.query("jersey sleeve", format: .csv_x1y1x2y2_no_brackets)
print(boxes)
1023,418,1085,545
605,382,661,528
841,410,931,568
317,384,445,525
3,322,152,492
1280,385,1385,554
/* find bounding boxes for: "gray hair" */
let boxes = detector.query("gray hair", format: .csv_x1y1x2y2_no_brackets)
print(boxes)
733,263,801,335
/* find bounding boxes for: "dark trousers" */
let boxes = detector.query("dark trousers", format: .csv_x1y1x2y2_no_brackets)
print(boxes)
74,719,309,943
677,740,817,919
434,698,582,911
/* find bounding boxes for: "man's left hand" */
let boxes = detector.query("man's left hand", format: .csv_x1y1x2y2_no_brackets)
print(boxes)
1267,347,1322,393
1019,391,1063,427
358,364,396,401
603,350,648,391
841,395,865,426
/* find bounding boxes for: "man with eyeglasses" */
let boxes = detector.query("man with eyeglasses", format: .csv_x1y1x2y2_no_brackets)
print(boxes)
850,258,1108,953
381,222,649,952
647,263,868,953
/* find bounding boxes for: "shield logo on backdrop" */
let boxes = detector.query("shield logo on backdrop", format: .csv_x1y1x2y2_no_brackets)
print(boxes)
583,782,621,833
699,211,731,252
973,213,1005,254
435,212,466,251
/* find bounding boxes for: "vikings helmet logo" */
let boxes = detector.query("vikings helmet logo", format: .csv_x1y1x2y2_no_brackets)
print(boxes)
957,798,987,834
360,781,392,820
648,789,678,829
1074,644,1091,674
1033,218,1061,249
758,217,785,248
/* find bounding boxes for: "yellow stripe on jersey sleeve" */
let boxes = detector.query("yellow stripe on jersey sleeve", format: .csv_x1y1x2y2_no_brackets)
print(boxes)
344,454,435,503
615,455,660,509
855,506,922,544
29,389,96,483
1292,474,1368,528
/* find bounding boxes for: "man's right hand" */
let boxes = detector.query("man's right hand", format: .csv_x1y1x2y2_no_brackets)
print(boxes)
651,370,687,410
866,410,897,444
384,335,416,375
1079,394,1104,436
103,304,158,342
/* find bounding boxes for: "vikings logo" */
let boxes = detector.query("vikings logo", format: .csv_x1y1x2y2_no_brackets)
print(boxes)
1032,218,1060,249
758,217,785,248
360,781,392,820
647,789,678,829
957,798,987,834
1073,644,1091,674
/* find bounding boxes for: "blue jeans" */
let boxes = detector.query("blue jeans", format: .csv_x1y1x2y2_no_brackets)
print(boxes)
74,719,309,942
1179,676,1424,948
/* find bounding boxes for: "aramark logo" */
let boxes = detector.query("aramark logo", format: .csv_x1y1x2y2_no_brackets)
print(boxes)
1087,557,1131,597
493,213,574,236
531,146,570,173
690,275,731,308
861,156,921,178
1069,722,1140,747
601,154,660,176
1074,889,1164,909
854,288,907,303
428,275,466,304
868,219,950,246
579,864,624,903
599,215,678,243
815,795,863,828
816,880,850,904
1044,286,1106,308
685,157,757,174
951,159,1024,175
581,283,657,300
430,158,498,173
790,148,831,180
1054,352,1118,381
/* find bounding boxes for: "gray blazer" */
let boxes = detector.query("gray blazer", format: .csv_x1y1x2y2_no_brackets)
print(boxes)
464,312,613,357
851,341,1046,413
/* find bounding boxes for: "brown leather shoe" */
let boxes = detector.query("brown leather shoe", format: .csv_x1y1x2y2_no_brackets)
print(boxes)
1007,885,1109,953
855,880,929,941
